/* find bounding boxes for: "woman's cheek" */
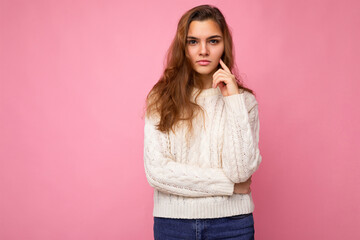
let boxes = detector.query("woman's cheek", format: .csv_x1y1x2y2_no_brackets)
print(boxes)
215,47,224,59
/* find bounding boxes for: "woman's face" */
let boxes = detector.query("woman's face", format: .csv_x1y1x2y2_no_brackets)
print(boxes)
186,19,225,81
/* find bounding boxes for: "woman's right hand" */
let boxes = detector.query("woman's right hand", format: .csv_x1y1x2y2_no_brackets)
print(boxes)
233,176,252,194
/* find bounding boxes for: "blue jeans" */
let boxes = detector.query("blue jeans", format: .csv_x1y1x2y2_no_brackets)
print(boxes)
154,213,255,240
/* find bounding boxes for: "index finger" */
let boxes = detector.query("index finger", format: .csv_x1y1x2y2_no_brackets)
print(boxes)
219,58,231,73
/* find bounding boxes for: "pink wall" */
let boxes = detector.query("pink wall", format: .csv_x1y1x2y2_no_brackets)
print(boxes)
1,0,359,239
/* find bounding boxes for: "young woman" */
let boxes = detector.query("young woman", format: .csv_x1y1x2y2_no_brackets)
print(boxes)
143,4,262,240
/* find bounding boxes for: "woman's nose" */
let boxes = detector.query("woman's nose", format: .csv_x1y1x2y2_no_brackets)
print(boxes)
199,42,209,56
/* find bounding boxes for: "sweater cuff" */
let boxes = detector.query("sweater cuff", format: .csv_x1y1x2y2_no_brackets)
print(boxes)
221,183,235,196
217,174,235,196
223,93,248,117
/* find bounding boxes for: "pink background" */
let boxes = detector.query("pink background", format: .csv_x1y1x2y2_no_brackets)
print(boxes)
1,0,359,239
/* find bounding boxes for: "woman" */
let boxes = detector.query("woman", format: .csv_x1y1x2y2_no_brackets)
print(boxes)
143,4,262,240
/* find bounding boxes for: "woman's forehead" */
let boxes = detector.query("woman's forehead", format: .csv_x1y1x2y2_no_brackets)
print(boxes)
187,20,222,38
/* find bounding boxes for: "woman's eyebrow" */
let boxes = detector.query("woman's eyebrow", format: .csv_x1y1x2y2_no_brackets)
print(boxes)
186,35,222,40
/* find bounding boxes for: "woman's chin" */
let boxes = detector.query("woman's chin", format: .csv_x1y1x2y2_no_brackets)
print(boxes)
195,68,216,76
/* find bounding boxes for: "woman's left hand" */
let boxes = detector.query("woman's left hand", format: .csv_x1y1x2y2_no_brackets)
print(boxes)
212,58,240,97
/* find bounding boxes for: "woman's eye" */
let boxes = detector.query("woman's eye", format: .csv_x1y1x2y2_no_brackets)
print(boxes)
187,39,219,45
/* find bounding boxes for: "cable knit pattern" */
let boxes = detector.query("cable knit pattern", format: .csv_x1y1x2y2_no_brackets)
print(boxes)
222,90,262,183
143,86,262,219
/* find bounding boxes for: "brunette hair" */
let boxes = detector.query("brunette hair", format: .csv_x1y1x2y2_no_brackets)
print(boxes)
144,4,254,133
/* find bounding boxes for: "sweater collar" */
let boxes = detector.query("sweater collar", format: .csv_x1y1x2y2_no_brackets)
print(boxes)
192,87,221,98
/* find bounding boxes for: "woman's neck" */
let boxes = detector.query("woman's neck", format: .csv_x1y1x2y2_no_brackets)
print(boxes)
195,73,214,89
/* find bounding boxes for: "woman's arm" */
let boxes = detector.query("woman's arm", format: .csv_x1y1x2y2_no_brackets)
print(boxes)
143,114,235,198
221,91,262,183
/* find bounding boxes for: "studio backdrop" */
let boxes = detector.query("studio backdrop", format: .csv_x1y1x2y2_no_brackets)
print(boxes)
0,0,359,239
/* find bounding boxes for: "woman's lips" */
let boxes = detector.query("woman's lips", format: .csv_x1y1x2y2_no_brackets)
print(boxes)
197,60,211,66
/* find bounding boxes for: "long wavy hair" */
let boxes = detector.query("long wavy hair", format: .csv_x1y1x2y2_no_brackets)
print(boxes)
144,4,254,134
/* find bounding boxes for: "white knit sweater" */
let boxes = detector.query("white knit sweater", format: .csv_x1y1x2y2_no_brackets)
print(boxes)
143,86,262,219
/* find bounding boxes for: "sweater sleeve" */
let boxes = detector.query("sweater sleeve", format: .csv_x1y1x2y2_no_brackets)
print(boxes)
221,92,262,183
143,114,235,197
